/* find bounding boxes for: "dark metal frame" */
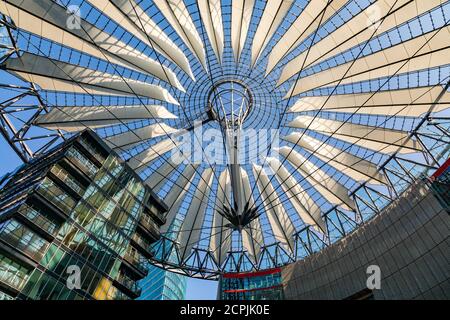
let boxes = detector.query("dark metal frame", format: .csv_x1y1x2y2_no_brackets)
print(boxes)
0,4,449,279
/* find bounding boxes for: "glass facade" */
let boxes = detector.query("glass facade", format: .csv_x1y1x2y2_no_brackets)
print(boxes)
138,266,186,300
0,130,166,300
219,268,284,300
138,217,186,300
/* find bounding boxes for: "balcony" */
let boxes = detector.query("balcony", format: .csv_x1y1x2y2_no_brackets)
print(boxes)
144,202,166,226
76,137,106,166
123,251,148,277
49,165,85,197
0,219,49,265
36,179,76,215
130,233,153,258
113,289,132,300
138,213,160,242
66,147,98,179
115,273,142,298
0,291,14,300
0,271,28,293
18,206,59,238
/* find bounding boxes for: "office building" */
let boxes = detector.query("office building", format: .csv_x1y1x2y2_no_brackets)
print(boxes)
0,130,166,300
218,268,284,300
138,266,186,300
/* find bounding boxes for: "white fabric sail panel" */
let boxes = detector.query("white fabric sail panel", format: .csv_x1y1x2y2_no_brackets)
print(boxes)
231,0,255,62
289,86,450,117
153,0,207,69
4,54,179,104
35,105,176,131
127,138,180,171
105,123,177,150
103,0,195,79
0,1,136,76
277,0,435,85
253,164,295,253
210,170,232,266
266,0,349,75
241,168,264,264
263,156,320,221
284,133,386,184
267,157,326,233
7,71,141,99
0,0,185,91
242,219,263,265
163,164,199,210
289,115,423,153
278,146,355,211
286,26,450,96
251,0,294,67
161,164,198,233
312,0,446,67
198,0,225,64
241,168,255,207
178,168,214,261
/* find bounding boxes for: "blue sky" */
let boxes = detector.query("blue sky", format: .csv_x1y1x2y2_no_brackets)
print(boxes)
186,278,218,300
0,137,22,174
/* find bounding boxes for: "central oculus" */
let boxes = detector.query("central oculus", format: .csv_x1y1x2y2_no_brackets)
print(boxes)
207,80,253,128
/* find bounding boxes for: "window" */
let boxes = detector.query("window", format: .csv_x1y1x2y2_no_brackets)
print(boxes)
0,219,49,261
0,254,31,291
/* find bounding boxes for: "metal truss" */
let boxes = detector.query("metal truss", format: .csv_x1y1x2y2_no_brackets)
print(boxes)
0,1,449,278
150,115,450,279
0,15,65,163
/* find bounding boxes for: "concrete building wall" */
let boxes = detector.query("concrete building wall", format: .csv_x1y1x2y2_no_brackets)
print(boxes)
282,182,449,300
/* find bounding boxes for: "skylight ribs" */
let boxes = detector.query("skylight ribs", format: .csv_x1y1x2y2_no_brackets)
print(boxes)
251,0,294,67
87,0,150,44
285,25,450,97
277,146,356,211
93,0,194,79
210,170,232,267
3,53,179,104
284,133,387,184
35,105,176,132
288,87,450,117
253,164,295,254
178,168,214,262
231,0,255,63
198,0,224,64
288,115,422,154
153,0,207,70
161,164,198,233
240,168,264,265
266,157,327,233
265,0,348,75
